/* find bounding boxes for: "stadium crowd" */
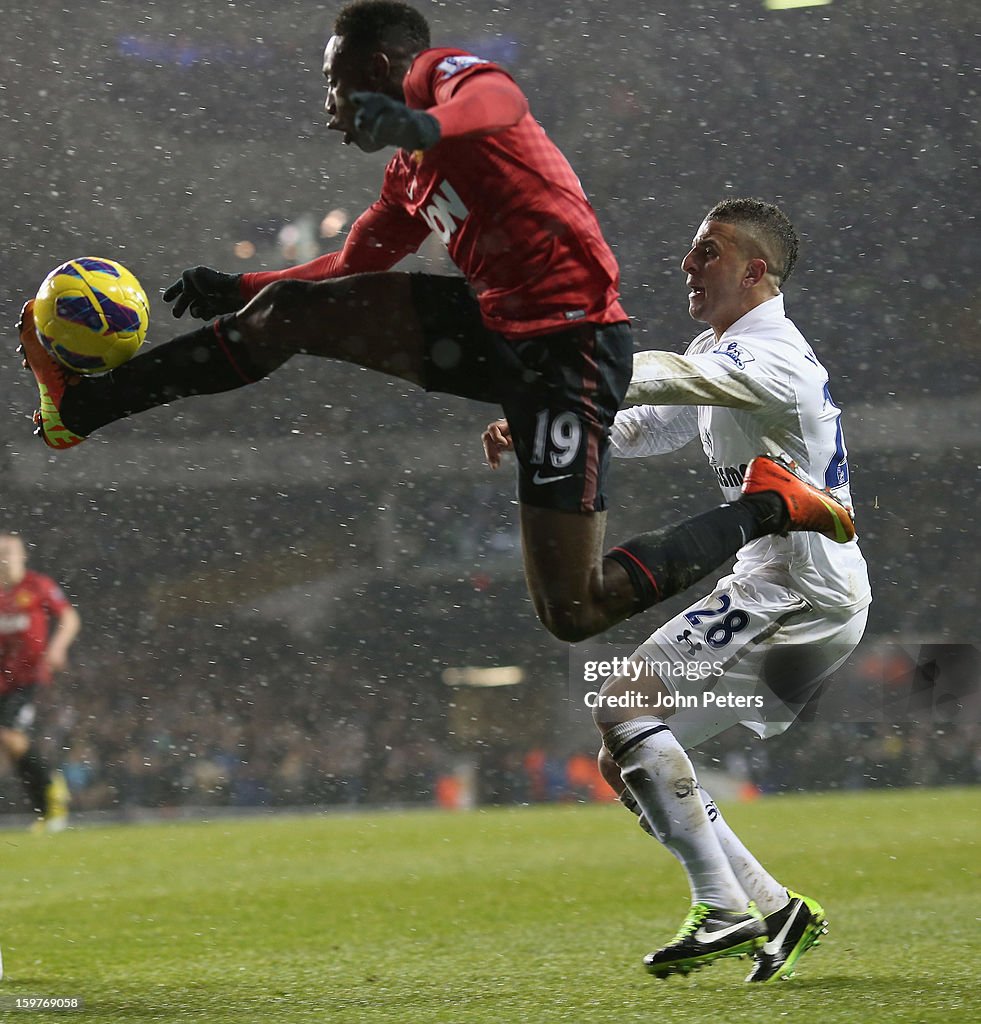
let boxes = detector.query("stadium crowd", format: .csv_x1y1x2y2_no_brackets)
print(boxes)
1,621,976,820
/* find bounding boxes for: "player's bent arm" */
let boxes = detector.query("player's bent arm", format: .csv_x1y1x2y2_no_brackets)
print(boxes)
429,70,529,140
45,605,80,673
625,350,786,410
611,405,699,459
240,199,428,300
352,67,528,152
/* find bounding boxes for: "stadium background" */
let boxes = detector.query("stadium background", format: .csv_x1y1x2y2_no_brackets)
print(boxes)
0,0,977,819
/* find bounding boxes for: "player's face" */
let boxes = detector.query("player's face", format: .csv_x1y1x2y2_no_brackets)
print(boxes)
0,536,26,583
681,220,761,336
323,35,387,153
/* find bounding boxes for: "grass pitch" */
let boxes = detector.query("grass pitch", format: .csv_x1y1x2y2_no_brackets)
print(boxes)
1,788,978,1023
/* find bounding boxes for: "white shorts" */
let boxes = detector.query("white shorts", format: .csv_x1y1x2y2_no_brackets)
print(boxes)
631,573,869,749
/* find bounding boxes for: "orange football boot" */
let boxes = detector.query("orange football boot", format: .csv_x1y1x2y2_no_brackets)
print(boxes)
17,300,86,450
742,454,855,544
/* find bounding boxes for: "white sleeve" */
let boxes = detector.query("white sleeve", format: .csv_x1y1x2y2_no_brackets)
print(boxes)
626,349,790,410
611,404,699,458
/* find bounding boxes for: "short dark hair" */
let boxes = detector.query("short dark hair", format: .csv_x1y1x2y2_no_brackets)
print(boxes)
334,1,431,53
706,197,800,284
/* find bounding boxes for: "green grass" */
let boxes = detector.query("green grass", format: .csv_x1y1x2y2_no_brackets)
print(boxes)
1,789,979,1023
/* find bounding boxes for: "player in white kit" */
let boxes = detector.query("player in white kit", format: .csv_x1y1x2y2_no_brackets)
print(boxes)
603,198,871,982
484,197,871,983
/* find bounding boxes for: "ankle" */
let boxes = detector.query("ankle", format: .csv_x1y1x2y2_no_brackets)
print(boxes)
735,491,788,537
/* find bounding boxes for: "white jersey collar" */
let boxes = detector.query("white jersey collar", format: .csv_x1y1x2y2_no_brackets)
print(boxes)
719,294,786,341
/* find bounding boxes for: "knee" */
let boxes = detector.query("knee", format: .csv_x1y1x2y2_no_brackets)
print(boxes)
246,278,315,331
548,619,596,644
591,669,649,734
534,601,600,644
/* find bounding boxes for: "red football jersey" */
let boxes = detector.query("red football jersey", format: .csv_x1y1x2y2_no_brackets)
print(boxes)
243,48,627,339
0,571,70,692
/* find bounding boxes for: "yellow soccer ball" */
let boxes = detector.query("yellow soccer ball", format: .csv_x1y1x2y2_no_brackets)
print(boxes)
34,257,149,374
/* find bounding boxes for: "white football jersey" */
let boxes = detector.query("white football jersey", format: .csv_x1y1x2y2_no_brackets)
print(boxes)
614,295,872,617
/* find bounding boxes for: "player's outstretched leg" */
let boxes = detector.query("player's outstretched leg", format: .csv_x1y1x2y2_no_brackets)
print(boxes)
17,274,429,448
742,454,855,543
592,453,855,634
521,478,799,642
745,891,828,983
17,297,280,449
22,287,283,452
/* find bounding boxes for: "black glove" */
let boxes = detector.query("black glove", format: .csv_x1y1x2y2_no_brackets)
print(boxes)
351,92,441,152
162,266,243,320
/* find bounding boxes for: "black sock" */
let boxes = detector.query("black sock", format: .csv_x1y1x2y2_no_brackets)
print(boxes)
60,316,275,437
605,494,787,611
16,748,50,815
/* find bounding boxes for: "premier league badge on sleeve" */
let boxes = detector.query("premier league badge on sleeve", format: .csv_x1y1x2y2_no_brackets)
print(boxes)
436,55,489,79
713,341,755,370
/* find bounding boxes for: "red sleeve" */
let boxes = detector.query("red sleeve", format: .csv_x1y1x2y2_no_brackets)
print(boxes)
428,69,529,140
404,50,529,141
37,574,69,616
240,195,429,299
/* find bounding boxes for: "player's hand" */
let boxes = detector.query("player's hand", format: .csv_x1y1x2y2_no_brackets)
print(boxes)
44,648,69,674
351,92,441,152
162,266,243,320
482,418,513,470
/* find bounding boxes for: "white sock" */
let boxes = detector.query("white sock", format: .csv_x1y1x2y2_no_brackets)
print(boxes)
701,789,789,916
605,717,749,910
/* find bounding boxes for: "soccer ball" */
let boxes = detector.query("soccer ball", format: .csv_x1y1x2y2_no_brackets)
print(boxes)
33,257,149,374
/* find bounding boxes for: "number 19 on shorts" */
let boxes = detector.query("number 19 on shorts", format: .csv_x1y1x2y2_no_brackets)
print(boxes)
531,409,582,482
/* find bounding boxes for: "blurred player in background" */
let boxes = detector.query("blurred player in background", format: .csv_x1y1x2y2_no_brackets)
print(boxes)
0,533,80,832
18,1,852,644
484,198,871,982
